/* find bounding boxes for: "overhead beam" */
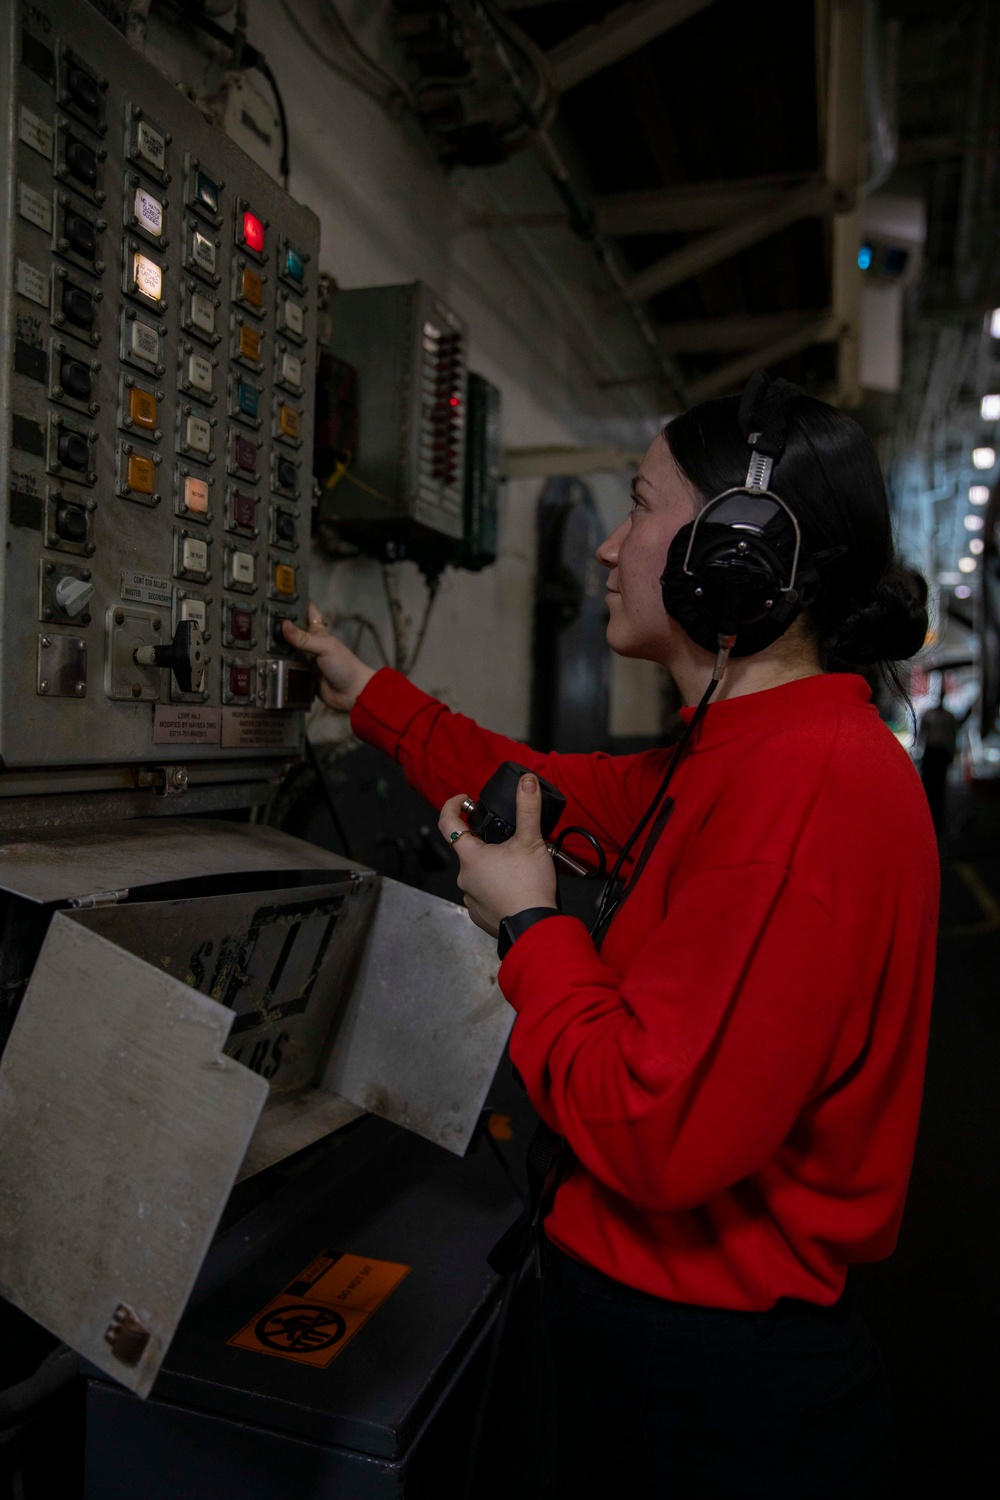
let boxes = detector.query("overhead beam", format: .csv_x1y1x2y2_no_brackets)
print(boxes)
502,445,646,479
683,313,841,405
592,174,815,235
603,178,841,306
657,311,824,353
548,0,718,93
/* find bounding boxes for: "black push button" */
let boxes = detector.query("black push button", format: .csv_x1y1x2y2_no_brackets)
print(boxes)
275,510,296,543
66,137,97,185
55,500,88,543
67,66,100,117
62,284,94,329
57,431,89,470
64,212,96,259
277,457,296,489
60,357,92,402
272,615,290,647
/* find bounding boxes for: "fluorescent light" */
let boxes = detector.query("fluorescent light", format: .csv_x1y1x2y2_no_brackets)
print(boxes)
938,571,962,585
959,556,977,572
991,308,1000,337
969,537,985,554
955,584,972,599
982,395,1000,420
965,514,985,530
973,446,996,469
970,485,990,504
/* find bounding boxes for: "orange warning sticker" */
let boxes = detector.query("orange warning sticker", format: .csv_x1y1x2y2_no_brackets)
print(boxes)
228,1250,410,1367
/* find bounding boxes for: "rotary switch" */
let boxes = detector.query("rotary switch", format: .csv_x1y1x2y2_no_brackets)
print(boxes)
54,575,95,618
133,620,206,695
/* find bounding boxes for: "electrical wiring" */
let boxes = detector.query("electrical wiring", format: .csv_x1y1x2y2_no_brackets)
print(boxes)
315,0,415,107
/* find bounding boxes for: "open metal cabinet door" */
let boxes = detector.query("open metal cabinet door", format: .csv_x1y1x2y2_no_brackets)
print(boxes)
0,913,268,1398
322,877,513,1155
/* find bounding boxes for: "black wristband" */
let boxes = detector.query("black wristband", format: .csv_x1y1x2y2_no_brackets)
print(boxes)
497,906,560,961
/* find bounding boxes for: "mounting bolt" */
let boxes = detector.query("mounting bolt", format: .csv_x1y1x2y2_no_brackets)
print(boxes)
39,679,49,693
169,767,189,789
114,609,125,625
152,617,162,632
40,636,51,649
44,561,55,575
131,682,143,698
75,681,86,696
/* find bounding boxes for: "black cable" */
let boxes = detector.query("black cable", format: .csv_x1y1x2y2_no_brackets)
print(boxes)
164,1,290,185
590,670,723,943
552,824,607,879
304,738,355,861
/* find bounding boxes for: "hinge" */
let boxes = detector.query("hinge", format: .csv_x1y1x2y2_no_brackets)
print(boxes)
69,888,129,909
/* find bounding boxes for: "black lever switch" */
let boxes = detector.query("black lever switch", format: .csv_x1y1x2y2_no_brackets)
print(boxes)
134,621,206,695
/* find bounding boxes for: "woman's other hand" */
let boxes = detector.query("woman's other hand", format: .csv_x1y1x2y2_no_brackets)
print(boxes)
439,774,558,938
281,605,376,712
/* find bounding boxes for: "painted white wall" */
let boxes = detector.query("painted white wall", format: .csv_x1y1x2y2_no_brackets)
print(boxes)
142,0,666,742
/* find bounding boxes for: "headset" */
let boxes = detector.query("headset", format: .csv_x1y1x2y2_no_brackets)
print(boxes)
660,369,817,662
592,371,818,940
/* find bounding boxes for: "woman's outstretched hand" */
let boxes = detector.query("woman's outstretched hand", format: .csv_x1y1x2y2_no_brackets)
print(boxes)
439,774,558,938
281,606,377,712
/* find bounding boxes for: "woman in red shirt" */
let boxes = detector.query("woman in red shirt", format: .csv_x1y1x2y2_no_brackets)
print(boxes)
285,377,937,1497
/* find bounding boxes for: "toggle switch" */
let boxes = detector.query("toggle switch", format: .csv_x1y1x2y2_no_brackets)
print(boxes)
55,499,88,543
60,356,92,402
133,620,205,695
55,574,95,617
57,430,90,470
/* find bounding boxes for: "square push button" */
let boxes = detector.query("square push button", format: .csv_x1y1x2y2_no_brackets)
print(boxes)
132,252,163,303
229,606,253,642
238,324,261,363
184,476,209,513
190,227,217,277
277,404,300,441
128,387,157,430
179,596,207,631
228,549,256,590
235,379,260,419
181,536,209,574
186,352,213,396
239,208,265,255
134,187,164,238
279,352,302,391
195,170,219,216
229,662,252,697
278,297,305,338
129,319,160,365
274,563,296,597
136,119,166,172
238,266,263,310
126,452,155,494
188,290,216,337
228,490,257,533
185,414,212,455
232,433,258,477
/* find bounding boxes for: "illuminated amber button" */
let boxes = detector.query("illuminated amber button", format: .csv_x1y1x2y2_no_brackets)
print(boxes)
274,563,296,597
184,476,209,513
240,267,263,308
127,453,156,494
239,323,261,361
129,387,157,430
278,404,300,440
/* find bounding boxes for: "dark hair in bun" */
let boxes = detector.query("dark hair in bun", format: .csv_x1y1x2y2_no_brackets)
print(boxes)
664,392,928,701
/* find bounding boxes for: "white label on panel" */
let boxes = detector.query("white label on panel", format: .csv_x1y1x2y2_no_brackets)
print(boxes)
281,299,304,336
152,707,221,745
15,259,49,307
187,354,213,393
18,183,52,233
192,231,216,272
121,570,172,607
135,189,163,237
19,106,53,159
221,708,300,750
137,121,166,170
190,293,215,334
130,320,160,363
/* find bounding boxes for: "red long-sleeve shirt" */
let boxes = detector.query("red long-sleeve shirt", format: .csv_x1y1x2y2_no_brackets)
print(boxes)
352,668,939,1310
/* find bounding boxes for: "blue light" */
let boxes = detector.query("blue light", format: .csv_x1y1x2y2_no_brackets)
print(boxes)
858,243,873,271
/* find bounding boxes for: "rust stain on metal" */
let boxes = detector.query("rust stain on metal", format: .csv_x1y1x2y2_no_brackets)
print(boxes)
104,1303,151,1367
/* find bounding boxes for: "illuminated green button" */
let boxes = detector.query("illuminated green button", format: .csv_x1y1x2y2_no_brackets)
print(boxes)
196,170,219,215
284,246,305,284
236,379,260,418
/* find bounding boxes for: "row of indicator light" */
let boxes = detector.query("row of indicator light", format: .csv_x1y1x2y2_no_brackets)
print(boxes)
950,313,1000,594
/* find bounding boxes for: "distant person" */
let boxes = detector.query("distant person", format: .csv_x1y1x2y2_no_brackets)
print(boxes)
919,686,959,829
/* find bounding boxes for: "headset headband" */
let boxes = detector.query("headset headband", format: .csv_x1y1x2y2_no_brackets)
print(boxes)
680,371,806,603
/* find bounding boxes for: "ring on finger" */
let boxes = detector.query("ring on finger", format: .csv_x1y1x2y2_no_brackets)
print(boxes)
450,829,477,844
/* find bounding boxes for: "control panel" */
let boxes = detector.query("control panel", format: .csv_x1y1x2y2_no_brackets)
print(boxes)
0,0,319,770
321,282,467,542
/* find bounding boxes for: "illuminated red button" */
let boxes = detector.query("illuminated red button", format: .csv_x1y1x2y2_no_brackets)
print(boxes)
229,663,252,697
230,607,253,641
232,491,256,529
242,210,265,254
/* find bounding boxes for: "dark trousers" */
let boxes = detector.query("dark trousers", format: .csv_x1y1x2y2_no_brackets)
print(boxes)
543,1244,895,1499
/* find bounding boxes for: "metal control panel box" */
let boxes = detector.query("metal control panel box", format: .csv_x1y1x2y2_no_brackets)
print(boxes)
0,0,320,770
321,282,467,542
